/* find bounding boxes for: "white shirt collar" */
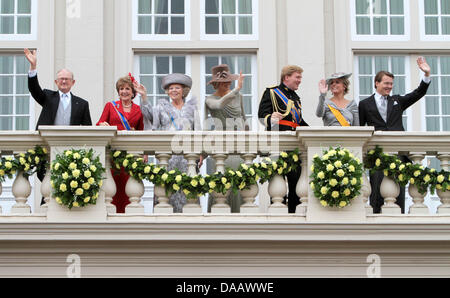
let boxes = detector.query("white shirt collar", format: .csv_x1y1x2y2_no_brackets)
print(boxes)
59,91,72,100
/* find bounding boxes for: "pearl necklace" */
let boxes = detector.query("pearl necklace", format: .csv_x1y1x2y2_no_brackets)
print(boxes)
121,101,132,108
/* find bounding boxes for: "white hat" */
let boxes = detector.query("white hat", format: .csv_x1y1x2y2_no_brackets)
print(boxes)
326,72,352,85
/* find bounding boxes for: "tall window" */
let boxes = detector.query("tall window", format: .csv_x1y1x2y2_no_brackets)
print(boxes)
420,0,450,39
202,54,257,130
202,0,258,40
0,55,32,131
355,55,410,129
136,54,190,107
351,0,409,40
0,0,36,40
134,0,189,40
423,56,450,131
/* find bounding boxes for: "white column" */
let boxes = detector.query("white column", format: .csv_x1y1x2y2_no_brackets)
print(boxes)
183,153,202,214
40,169,52,214
437,154,450,214
408,153,429,214
11,171,32,214
211,154,231,214
153,154,173,214
380,176,401,214
240,153,259,214
102,153,117,214
295,151,308,216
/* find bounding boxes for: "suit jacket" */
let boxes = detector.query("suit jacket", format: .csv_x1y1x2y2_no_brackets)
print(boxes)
28,75,92,130
258,83,309,131
359,80,430,131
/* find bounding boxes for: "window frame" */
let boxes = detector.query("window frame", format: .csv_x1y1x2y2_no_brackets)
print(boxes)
350,0,410,41
132,0,191,41
200,0,259,41
419,0,450,41
0,0,37,41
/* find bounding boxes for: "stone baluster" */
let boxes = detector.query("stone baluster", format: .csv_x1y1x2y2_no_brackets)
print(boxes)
380,175,401,214
240,153,259,214
153,153,173,214
124,175,145,214
183,153,202,214
40,169,52,214
102,153,117,214
408,153,429,214
11,171,32,214
437,153,450,214
361,170,373,215
268,154,288,214
211,154,231,214
295,151,308,216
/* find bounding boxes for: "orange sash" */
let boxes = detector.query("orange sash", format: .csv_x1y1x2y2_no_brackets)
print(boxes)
328,105,350,127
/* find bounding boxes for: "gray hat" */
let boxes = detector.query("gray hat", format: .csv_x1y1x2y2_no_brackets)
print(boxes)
161,73,193,90
326,72,352,85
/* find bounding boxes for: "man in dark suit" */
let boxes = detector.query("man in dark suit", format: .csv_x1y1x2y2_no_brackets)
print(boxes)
359,56,431,213
258,65,309,213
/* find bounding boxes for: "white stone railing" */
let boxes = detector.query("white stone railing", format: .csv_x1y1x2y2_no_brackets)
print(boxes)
0,126,449,223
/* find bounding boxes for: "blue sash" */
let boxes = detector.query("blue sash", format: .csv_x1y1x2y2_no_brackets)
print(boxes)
112,101,132,131
273,88,302,124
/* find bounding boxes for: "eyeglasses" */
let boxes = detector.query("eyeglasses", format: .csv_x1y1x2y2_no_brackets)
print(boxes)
56,78,73,82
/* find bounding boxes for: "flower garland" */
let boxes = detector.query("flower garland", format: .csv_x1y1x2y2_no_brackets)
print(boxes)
0,146,49,182
111,149,301,200
51,149,105,209
309,147,364,208
364,146,450,195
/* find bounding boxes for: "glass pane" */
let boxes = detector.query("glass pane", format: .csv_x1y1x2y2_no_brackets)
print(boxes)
140,76,154,93
444,117,450,131
426,97,440,114
425,17,439,34
205,76,214,94
239,0,252,14
442,0,450,14
402,116,407,130
373,0,387,14
390,17,404,34
0,16,14,34
442,57,450,74
442,96,450,114
138,0,152,14
356,0,370,14
424,0,438,14
16,75,28,94
0,96,12,114
156,76,165,93
222,16,236,34
426,117,440,131
393,76,405,94
425,56,438,74
222,0,236,14
428,157,441,171
16,96,29,114
442,77,450,94
155,0,168,14
205,56,219,73
171,0,184,14
17,17,31,34
172,56,186,73
239,16,252,34
205,17,219,34
171,16,184,34
0,76,13,94
0,117,12,130
390,0,403,14
237,56,251,73
16,56,27,74
205,0,219,14
356,17,371,34
242,76,251,94
442,17,450,35
243,96,252,115
140,56,154,74
359,56,372,74
0,56,13,74
359,77,373,94
375,56,389,72
222,56,236,73
156,56,169,74
15,116,29,131
373,17,388,35
155,17,168,34
18,0,31,13
138,16,152,34
427,78,439,95
1,0,14,14
391,56,405,74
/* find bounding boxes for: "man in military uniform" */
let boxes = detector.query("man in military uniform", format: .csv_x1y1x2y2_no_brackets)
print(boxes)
258,65,309,213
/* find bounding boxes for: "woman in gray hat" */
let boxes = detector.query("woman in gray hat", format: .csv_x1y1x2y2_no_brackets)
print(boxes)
316,72,359,126
140,73,202,213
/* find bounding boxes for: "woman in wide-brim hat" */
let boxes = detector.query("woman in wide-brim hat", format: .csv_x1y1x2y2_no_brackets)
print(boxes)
140,73,203,213
205,64,246,213
316,72,359,127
